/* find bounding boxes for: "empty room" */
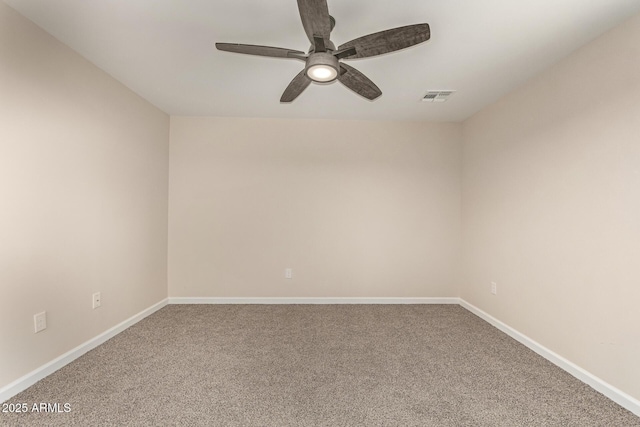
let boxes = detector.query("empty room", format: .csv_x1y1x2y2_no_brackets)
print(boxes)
1,0,639,425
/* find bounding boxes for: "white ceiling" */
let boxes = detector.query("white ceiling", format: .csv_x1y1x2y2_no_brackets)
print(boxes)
6,0,640,122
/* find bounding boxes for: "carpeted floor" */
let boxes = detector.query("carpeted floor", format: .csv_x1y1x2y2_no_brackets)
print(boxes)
2,305,639,426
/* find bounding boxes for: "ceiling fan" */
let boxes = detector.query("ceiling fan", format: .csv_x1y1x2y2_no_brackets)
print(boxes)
216,0,430,102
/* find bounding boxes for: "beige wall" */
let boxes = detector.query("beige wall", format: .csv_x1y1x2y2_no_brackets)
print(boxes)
461,13,640,400
169,117,461,298
0,3,169,388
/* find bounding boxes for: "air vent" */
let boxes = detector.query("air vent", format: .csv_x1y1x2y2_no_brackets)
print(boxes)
422,90,455,102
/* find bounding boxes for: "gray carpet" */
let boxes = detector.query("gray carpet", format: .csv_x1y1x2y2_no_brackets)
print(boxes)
2,305,638,426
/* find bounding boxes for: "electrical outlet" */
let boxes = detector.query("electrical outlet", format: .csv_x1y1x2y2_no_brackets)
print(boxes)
34,311,47,333
92,292,101,309
285,268,292,279
491,282,497,295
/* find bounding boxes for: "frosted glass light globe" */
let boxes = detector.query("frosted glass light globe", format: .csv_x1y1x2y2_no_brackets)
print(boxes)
307,65,337,82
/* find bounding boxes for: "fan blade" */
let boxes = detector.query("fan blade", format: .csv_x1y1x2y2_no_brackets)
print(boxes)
297,0,331,45
338,63,381,100
338,23,430,59
216,43,306,60
281,70,312,103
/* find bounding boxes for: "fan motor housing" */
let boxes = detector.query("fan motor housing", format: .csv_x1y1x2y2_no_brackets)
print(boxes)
308,39,336,54
305,52,340,83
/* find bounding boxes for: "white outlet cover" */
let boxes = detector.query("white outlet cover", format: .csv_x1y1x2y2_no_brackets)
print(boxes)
92,292,101,309
34,311,47,333
285,268,292,279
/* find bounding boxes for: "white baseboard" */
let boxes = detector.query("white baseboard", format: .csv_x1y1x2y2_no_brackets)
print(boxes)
459,299,640,417
168,297,460,305
0,298,168,404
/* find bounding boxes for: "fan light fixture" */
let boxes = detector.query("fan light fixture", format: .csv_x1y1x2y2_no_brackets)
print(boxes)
307,64,337,82
305,52,339,83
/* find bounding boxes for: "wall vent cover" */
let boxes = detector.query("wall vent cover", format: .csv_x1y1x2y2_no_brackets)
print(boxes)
422,90,455,102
